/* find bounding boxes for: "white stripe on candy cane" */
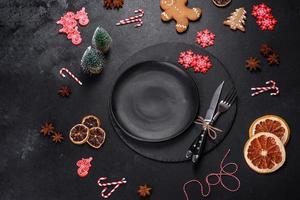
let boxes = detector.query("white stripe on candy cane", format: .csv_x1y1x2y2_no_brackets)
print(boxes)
59,67,82,85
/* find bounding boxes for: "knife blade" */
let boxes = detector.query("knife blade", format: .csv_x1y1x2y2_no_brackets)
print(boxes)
186,81,224,160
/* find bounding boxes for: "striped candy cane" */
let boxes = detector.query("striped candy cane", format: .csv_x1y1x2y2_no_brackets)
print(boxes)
59,67,82,85
117,18,142,26
116,9,144,27
119,9,144,22
251,80,279,96
97,177,127,198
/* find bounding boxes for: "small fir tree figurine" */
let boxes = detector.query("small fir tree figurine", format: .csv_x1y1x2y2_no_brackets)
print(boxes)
92,26,112,53
81,46,105,75
223,7,247,32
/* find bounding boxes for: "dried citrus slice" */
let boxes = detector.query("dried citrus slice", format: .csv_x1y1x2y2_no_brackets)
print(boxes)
69,124,89,144
244,132,286,174
87,127,106,149
249,115,290,145
81,115,101,129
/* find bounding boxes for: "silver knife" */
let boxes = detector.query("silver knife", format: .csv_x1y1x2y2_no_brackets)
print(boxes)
185,81,224,163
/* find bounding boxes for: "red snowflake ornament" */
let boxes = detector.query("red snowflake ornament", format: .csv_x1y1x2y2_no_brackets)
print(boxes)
252,3,271,19
252,3,277,31
256,16,277,31
178,50,213,74
195,29,215,48
178,50,194,68
192,55,212,73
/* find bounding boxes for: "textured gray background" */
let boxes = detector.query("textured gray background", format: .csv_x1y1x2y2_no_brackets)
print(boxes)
1,0,300,200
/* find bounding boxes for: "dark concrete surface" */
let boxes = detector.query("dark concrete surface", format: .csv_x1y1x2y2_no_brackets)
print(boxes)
0,0,300,200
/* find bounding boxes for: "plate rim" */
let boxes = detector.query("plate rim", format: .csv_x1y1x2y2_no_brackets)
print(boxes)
109,60,200,142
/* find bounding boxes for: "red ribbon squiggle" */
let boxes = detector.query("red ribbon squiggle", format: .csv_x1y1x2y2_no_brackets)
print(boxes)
183,149,240,199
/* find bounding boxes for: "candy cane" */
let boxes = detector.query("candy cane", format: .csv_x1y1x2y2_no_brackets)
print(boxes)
59,67,82,85
251,80,279,96
116,18,142,26
97,177,127,198
116,9,144,27
122,9,144,20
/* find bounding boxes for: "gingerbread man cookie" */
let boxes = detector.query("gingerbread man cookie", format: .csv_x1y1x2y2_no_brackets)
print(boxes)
160,0,202,33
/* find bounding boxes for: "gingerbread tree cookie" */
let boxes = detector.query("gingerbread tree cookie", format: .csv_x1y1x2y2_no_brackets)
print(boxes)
223,7,247,32
160,0,202,33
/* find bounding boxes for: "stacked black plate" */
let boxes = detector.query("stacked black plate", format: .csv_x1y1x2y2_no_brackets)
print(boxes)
109,43,237,162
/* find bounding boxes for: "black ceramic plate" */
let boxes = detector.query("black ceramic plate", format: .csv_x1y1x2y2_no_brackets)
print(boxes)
110,61,199,142
109,43,237,162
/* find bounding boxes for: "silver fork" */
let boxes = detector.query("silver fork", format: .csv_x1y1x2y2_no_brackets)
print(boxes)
211,87,237,123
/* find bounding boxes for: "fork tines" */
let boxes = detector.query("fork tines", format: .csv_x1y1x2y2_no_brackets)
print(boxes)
222,88,237,105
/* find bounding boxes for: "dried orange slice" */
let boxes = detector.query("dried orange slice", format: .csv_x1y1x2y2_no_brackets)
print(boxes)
249,115,290,145
87,127,106,149
244,132,286,174
69,124,89,144
82,115,101,129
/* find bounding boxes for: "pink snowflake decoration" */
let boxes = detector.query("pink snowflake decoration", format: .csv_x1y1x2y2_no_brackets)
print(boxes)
256,16,277,30
252,3,271,19
195,29,215,48
192,55,212,73
178,50,194,68
178,50,213,74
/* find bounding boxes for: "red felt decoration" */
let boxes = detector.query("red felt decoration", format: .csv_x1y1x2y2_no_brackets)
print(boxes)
256,16,277,31
192,54,212,73
76,157,93,177
56,7,89,45
195,29,215,48
252,3,277,31
252,3,271,19
178,50,213,74
178,50,194,69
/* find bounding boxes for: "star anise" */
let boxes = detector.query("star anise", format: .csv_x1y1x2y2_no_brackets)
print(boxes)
103,0,124,9
52,132,64,143
113,0,124,7
245,57,261,71
267,53,280,65
137,184,152,198
260,44,273,57
40,122,55,136
58,85,71,97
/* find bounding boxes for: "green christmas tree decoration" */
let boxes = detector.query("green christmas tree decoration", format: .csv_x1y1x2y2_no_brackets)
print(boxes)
81,46,105,75
92,26,112,53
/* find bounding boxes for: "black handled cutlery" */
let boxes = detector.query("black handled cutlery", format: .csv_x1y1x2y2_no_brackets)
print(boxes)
186,85,237,164
186,81,224,161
